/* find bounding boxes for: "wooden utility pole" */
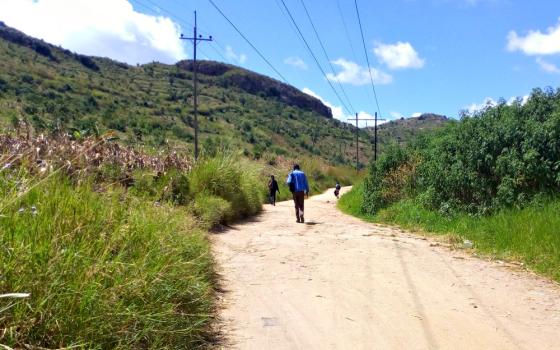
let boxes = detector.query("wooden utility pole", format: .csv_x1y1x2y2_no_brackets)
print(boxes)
374,112,382,161
180,11,213,160
347,114,375,172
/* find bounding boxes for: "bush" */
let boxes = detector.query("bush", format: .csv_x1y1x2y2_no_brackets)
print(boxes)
192,193,232,227
189,155,265,221
361,87,560,215
362,144,412,214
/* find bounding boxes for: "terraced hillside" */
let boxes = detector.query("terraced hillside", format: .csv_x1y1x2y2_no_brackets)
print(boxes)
0,22,448,166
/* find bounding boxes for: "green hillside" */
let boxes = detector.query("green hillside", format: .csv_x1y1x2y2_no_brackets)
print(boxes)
0,22,359,164
0,22,447,167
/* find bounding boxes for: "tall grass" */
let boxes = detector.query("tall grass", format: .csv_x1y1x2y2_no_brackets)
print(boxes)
1,175,214,348
189,156,265,227
339,184,560,282
0,137,269,348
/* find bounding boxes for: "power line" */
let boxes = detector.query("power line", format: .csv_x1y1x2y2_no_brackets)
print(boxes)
354,0,384,161
132,0,229,64
279,0,353,116
207,0,289,83
354,0,382,117
336,0,359,63
298,0,355,113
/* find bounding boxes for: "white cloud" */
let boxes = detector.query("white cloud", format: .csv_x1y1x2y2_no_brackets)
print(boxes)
373,41,425,70
465,95,529,114
465,97,498,114
284,56,308,70
302,87,345,120
411,112,423,118
507,18,560,56
302,87,383,127
326,58,392,86
225,45,247,64
0,0,187,64
536,57,560,74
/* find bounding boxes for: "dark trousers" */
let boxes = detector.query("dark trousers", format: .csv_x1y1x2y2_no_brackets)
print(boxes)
269,191,276,206
292,191,305,221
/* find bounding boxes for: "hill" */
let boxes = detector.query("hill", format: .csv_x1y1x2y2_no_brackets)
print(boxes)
0,22,349,164
0,22,444,166
365,113,451,149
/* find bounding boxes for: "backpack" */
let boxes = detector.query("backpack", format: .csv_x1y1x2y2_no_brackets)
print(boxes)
288,173,296,193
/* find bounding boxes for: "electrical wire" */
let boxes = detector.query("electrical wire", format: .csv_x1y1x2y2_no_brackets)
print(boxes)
336,0,359,63
299,0,355,113
354,0,382,118
279,0,353,116
207,0,289,83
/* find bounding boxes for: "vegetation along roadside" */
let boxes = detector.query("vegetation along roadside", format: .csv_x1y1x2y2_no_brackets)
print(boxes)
339,88,560,282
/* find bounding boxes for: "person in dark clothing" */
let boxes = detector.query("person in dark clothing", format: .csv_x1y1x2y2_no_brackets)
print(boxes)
334,182,341,198
268,175,280,206
286,164,310,223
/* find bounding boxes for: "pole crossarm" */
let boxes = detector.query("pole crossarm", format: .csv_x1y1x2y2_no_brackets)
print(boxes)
346,113,387,170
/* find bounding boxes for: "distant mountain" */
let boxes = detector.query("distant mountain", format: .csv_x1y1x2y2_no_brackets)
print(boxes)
378,113,449,131
363,113,451,150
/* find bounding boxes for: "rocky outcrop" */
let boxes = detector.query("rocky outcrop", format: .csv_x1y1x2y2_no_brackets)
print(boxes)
378,113,449,130
176,60,332,118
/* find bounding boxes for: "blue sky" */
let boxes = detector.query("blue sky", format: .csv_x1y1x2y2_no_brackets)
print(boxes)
1,0,559,124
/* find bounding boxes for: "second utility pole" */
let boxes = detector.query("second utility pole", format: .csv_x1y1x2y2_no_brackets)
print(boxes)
180,11,212,160
347,113,375,172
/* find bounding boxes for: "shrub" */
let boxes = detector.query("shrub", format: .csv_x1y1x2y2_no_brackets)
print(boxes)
362,144,411,214
192,193,232,227
189,155,265,221
417,88,560,213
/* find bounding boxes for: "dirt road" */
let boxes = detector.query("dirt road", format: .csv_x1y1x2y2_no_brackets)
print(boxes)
212,188,560,349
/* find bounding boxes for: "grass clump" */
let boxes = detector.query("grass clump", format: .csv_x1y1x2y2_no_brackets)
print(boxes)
0,175,214,348
189,155,265,226
193,193,233,228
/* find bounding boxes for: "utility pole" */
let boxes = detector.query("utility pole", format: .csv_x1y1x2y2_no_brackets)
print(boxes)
373,112,385,161
180,11,212,160
347,114,375,172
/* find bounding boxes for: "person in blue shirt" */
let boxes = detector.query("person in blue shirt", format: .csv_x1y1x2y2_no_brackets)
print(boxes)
286,164,309,223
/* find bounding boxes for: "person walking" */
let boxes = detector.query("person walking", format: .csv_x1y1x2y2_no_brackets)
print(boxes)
286,164,309,223
268,175,280,206
334,182,341,199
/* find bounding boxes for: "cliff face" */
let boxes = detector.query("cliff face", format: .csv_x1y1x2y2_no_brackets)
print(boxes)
176,60,332,118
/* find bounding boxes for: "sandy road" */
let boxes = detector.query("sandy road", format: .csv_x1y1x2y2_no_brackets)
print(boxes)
212,188,560,349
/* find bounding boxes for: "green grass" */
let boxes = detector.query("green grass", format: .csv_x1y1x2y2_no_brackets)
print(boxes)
189,156,265,226
0,151,272,348
337,181,372,221
1,175,215,348
339,183,560,282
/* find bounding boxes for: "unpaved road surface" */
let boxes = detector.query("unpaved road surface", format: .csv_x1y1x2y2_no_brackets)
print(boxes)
212,188,560,349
